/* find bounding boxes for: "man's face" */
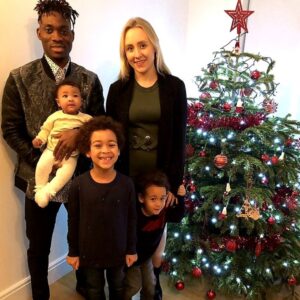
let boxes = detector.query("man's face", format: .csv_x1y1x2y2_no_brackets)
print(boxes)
37,11,74,67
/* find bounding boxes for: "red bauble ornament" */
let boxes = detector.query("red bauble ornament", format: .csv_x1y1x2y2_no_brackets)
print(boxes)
187,183,196,193
285,138,293,147
200,92,211,101
210,240,221,252
175,280,185,290
225,239,237,252
235,106,244,113
251,70,261,80
206,289,216,299
271,155,279,165
268,216,276,225
288,276,297,286
194,102,204,111
241,87,253,97
209,81,219,90
192,266,202,278
199,150,206,157
223,103,232,112
185,199,195,213
286,196,298,210
261,153,270,162
214,154,228,168
218,212,227,220
255,241,262,257
185,144,195,158
161,260,171,273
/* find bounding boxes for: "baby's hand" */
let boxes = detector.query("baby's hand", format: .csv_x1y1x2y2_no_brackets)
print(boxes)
177,184,186,197
32,138,43,148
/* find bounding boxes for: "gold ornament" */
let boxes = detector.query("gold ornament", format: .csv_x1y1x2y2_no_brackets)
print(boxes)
236,198,260,220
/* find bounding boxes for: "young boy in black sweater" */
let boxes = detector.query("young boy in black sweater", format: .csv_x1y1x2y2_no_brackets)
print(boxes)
66,116,137,300
124,170,185,300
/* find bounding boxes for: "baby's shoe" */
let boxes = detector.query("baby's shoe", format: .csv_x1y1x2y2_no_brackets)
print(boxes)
34,184,55,208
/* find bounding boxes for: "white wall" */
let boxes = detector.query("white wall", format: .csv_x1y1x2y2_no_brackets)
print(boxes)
0,0,299,299
246,0,300,118
0,1,188,299
70,0,189,98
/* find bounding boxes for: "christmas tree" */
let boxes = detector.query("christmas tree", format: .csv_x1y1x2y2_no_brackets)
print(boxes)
164,1,300,299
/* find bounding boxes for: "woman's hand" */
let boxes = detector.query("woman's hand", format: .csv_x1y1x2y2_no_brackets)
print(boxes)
165,191,178,207
165,185,186,207
177,184,186,196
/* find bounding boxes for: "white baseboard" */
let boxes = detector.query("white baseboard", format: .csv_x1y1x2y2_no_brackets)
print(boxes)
48,254,73,285
0,254,72,300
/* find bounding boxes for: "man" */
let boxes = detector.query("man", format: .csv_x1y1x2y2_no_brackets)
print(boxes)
1,1,104,299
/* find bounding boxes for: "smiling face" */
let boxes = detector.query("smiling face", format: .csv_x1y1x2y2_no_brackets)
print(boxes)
124,27,156,79
56,84,82,114
87,129,120,172
37,11,74,67
139,185,167,216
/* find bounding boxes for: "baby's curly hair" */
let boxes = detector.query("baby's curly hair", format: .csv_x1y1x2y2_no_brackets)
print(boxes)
77,116,125,154
54,79,81,98
34,0,79,27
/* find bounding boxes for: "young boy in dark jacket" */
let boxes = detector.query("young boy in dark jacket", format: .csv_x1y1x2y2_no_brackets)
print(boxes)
124,170,185,300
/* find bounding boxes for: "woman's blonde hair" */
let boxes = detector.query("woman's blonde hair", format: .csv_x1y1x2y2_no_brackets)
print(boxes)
119,17,171,80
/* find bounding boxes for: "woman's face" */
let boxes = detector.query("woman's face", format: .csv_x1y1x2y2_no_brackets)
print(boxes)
124,27,156,78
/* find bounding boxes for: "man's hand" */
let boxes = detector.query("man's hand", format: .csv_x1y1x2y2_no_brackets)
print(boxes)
66,256,80,270
32,138,43,149
53,128,79,161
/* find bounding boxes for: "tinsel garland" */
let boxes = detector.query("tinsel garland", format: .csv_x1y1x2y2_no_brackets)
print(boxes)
187,104,266,131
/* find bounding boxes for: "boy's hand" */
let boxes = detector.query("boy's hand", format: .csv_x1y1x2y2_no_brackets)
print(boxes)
32,138,43,149
126,254,138,267
177,184,186,196
66,256,80,270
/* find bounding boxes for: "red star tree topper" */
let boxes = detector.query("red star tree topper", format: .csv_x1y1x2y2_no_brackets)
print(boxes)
225,0,254,34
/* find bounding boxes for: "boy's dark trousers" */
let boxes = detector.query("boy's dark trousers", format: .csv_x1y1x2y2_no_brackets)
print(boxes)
154,266,162,300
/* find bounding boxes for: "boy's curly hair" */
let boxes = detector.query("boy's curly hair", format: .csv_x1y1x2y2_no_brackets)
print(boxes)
34,0,79,27
136,170,170,195
77,116,125,154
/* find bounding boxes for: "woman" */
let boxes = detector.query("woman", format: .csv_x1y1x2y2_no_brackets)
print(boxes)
106,17,187,299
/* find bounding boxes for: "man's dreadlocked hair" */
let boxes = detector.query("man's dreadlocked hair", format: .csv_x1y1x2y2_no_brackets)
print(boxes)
34,0,79,27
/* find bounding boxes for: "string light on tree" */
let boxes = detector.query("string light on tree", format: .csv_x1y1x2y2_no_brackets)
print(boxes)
165,1,300,299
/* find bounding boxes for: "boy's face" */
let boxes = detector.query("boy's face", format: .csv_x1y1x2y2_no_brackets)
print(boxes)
87,129,120,171
56,85,82,114
139,185,167,216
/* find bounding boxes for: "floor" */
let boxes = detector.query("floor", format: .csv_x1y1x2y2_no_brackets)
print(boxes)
50,271,300,300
